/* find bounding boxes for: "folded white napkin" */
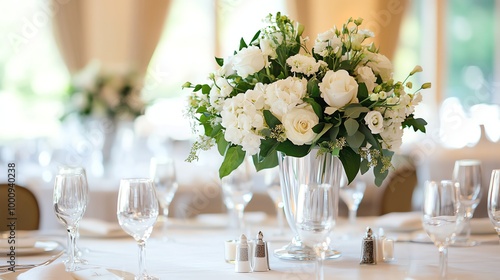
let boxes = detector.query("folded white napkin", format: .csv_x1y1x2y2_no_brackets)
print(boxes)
375,212,422,231
0,238,36,248
79,219,124,237
17,263,122,280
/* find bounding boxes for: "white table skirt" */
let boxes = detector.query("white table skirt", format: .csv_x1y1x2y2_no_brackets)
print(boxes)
1,216,499,280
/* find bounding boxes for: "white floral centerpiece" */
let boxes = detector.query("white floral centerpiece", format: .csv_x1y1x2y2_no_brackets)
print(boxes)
63,62,145,121
184,12,430,186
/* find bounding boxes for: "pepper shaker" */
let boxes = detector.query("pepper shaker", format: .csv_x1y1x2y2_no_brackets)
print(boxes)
252,231,270,272
360,227,377,265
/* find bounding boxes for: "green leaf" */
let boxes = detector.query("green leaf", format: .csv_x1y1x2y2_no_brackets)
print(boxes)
263,110,281,128
339,60,353,71
357,83,369,101
346,130,365,150
402,115,427,133
253,151,278,171
239,37,248,50
360,158,370,174
277,141,311,157
344,118,359,136
329,126,339,140
250,30,261,45
201,84,211,94
259,138,279,158
339,146,361,185
373,161,389,187
312,123,333,143
344,104,369,119
307,78,320,97
358,123,380,149
304,98,323,119
219,145,246,178
193,84,202,92
215,57,224,67
216,133,228,156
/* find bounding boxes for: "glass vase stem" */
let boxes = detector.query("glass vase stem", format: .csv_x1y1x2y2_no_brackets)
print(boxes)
138,241,147,279
65,226,77,271
348,209,357,224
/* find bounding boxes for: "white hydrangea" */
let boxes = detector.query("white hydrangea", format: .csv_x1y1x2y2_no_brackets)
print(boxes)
286,54,322,76
220,88,267,155
264,77,308,120
209,76,233,111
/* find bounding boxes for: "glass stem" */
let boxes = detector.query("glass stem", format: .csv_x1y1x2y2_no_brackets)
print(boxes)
463,218,472,240
235,204,245,231
138,240,147,278
316,254,325,280
66,226,77,271
438,245,448,279
348,208,357,224
162,205,170,234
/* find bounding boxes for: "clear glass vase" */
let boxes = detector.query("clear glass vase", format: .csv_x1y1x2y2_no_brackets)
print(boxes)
274,148,342,261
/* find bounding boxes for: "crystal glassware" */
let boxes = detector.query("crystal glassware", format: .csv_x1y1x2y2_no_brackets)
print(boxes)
117,179,159,280
451,159,482,246
295,183,337,280
221,157,254,232
57,166,89,263
422,180,462,279
149,157,178,240
487,169,500,240
53,169,89,271
339,176,366,225
263,167,286,235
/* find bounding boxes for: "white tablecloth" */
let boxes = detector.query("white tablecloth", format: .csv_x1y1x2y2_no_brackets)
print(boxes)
1,216,499,280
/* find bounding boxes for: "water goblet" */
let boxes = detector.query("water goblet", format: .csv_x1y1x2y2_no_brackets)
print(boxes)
487,169,500,241
295,183,338,280
263,167,286,235
221,157,254,232
149,157,178,241
339,176,366,225
422,180,462,279
452,159,482,246
117,178,159,280
53,171,89,271
57,166,89,262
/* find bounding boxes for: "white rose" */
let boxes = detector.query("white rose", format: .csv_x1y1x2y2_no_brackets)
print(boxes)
319,70,359,114
364,110,384,134
232,46,267,78
283,105,319,145
365,52,393,82
356,66,377,93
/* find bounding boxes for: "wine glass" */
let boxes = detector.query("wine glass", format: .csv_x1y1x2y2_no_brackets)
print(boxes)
117,179,159,280
339,175,366,225
487,169,500,240
422,180,462,279
53,170,89,271
452,159,482,246
263,167,286,235
149,157,178,241
57,166,89,262
221,157,254,232
295,183,338,280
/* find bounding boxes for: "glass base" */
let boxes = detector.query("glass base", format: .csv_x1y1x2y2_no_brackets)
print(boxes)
451,238,480,247
274,241,341,261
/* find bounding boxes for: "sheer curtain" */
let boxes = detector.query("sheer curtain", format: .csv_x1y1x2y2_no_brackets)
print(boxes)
52,0,171,75
286,0,408,60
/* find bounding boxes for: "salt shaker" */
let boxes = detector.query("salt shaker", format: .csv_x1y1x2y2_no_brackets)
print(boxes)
252,231,270,272
360,227,377,265
235,234,251,273
376,227,386,262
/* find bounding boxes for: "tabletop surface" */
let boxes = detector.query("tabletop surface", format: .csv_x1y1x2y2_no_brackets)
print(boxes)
1,215,499,280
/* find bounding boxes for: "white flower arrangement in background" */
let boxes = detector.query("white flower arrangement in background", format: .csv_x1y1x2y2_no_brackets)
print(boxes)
63,61,145,121
184,12,430,186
